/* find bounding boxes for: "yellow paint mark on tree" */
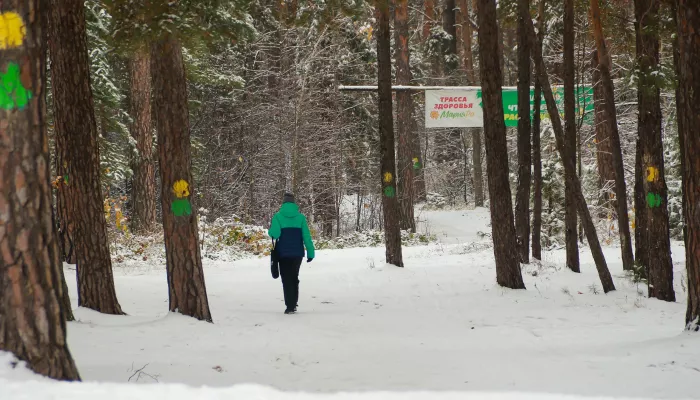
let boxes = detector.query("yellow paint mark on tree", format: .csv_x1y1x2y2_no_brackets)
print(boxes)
0,12,26,49
173,180,190,198
383,172,393,183
646,166,659,183
115,208,124,230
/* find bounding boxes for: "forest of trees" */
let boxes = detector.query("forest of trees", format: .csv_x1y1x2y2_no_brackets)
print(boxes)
0,0,699,381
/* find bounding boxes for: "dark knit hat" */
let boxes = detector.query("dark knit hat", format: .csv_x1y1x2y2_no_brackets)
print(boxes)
283,192,295,204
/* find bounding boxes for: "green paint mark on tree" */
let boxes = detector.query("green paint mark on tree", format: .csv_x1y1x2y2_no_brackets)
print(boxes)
646,192,662,208
412,157,421,170
171,198,192,217
0,62,31,110
383,186,395,198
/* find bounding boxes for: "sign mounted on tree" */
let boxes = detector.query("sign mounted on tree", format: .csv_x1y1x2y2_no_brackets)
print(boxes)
425,90,483,128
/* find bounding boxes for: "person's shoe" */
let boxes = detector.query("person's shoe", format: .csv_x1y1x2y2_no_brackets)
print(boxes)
284,308,296,314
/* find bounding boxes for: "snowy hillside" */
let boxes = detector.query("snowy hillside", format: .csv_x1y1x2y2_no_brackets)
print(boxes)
1,209,697,399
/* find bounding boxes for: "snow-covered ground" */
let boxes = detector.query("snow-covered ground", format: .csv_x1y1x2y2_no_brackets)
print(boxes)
1,209,698,399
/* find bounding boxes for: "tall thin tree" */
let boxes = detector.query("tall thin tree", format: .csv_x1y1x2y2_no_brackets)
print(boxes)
633,0,674,301
152,34,213,321
589,0,635,272
458,0,484,208
670,0,686,248
476,0,526,289
532,0,545,261
375,0,404,267
526,15,616,292
48,0,123,315
563,0,580,272
591,49,617,215
0,0,81,379
395,0,416,233
675,0,700,330
424,0,436,40
515,0,532,264
128,46,156,234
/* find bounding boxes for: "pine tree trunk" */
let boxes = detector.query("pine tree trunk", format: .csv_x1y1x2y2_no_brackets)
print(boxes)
55,181,75,264
589,0,635,272
411,115,427,203
54,212,74,322
424,0,435,40
563,0,580,273
458,0,484,208
591,49,617,214
472,130,484,207
670,0,687,248
527,16,616,292
48,0,123,315
531,0,545,261
436,0,461,177
375,0,404,267
0,0,81,379
472,0,485,207
634,136,648,275
476,0,525,289
675,0,700,330
151,34,213,321
395,0,416,233
633,0,674,301
58,263,74,322
515,0,532,264
128,46,156,234
443,0,458,70
50,211,75,322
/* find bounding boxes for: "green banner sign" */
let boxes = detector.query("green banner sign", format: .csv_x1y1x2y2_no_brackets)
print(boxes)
477,86,594,127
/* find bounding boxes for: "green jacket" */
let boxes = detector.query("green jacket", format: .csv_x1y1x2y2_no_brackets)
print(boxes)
268,203,315,259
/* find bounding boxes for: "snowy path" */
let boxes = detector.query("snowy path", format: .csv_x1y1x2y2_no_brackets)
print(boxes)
416,207,492,244
2,210,698,399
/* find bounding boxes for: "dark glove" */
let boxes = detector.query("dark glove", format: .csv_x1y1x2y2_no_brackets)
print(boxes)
307,258,313,263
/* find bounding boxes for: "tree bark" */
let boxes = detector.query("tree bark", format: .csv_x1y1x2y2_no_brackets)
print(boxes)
458,0,484,208
670,0,687,249
151,34,213,321
527,16,616,292
128,46,156,234
395,0,416,233
633,0,674,301
411,115,427,203
634,134,648,275
675,0,700,330
515,0,532,264
424,0,436,41
591,50,616,214
0,0,81,379
589,0,635,272
458,0,476,83
563,0,580,273
443,0,458,72
476,0,525,289
472,130,484,207
50,211,74,322
375,0,404,267
48,0,123,315
532,0,545,261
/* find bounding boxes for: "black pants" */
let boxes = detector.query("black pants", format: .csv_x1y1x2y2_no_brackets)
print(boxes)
279,257,303,309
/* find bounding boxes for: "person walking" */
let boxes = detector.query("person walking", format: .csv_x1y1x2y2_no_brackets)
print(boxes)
268,192,315,314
